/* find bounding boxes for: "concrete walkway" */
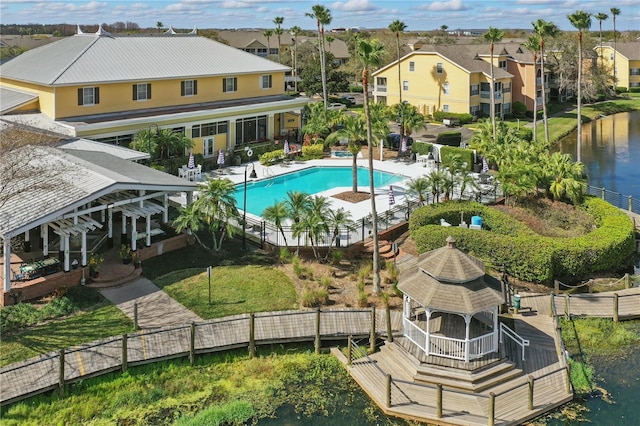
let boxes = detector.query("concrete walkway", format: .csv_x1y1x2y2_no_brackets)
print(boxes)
99,277,202,329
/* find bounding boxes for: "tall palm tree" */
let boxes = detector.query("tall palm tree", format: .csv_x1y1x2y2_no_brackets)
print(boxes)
263,29,273,60
290,26,301,91
285,190,310,251
391,102,426,141
325,114,366,193
357,37,385,295
295,195,330,260
532,19,558,145
173,203,210,250
483,27,504,141
425,170,445,204
306,5,332,108
568,10,592,163
594,13,608,64
407,176,429,205
273,16,284,63
610,8,620,90
523,35,540,143
262,201,289,246
388,20,407,114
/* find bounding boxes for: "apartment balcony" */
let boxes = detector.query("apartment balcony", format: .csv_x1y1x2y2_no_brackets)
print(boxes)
376,85,387,93
480,91,502,100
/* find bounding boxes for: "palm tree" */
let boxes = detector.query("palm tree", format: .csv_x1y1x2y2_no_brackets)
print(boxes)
262,201,289,246
388,20,407,112
131,128,159,160
568,10,592,163
458,171,479,200
325,208,355,257
532,19,559,145
156,21,163,33
594,13,608,64
425,170,445,204
296,195,330,259
285,190,310,251
306,5,332,108
368,101,392,158
544,152,587,204
326,114,366,192
391,102,426,141
523,35,540,143
326,35,334,51
263,29,273,60
273,16,284,63
290,26,301,91
407,176,429,205
357,37,385,295
483,27,504,141
173,203,210,250
610,8,620,90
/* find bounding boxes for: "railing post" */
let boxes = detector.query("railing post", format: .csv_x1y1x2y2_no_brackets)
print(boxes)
554,280,560,295
370,307,376,353
134,302,139,331
386,307,393,343
528,375,535,410
315,307,321,354
386,374,392,408
249,313,256,358
613,293,619,323
629,195,633,212
189,322,196,365
122,334,128,373
488,392,495,426
549,293,554,317
565,364,572,394
601,187,605,200
436,383,443,418
58,349,65,397
347,335,352,365
625,273,631,289
564,294,570,319
588,280,593,293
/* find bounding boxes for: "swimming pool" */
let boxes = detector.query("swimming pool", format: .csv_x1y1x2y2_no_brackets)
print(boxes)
235,166,404,216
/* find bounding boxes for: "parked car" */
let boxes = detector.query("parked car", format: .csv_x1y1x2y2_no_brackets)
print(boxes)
327,103,347,110
341,96,356,104
386,133,414,150
443,117,461,127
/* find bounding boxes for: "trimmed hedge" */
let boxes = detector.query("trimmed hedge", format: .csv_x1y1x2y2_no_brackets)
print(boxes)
433,111,474,124
259,149,286,165
412,141,433,155
436,131,462,146
439,146,473,170
302,144,324,159
408,198,635,285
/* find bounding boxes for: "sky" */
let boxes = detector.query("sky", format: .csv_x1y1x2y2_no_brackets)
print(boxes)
1,0,638,32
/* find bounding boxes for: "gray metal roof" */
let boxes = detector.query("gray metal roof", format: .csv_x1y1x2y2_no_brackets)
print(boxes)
60,138,150,161
0,87,38,114
0,34,291,86
0,147,197,238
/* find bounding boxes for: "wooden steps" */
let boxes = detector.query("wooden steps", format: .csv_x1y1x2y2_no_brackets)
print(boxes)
88,263,142,289
363,239,401,260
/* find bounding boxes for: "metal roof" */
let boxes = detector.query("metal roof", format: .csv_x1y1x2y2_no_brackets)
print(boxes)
0,34,291,86
60,138,150,161
0,87,38,114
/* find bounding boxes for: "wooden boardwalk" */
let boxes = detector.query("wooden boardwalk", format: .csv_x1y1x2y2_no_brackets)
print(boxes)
553,287,640,320
0,308,403,406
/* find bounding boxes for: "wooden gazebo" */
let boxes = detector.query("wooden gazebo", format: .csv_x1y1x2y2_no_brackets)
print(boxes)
398,236,505,362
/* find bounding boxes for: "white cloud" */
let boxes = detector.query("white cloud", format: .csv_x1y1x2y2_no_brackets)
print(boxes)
331,0,377,12
426,0,469,12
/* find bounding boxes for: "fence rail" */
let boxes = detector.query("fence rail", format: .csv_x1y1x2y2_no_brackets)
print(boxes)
586,185,639,214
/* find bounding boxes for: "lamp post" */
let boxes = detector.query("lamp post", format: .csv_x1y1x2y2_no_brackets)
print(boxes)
242,163,258,249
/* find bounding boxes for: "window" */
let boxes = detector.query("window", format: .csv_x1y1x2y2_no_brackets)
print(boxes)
499,60,507,69
610,53,614,60
409,61,415,72
191,121,229,138
443,105,449,112
470,105,479,116
436,63,443,74
630,82,640,88
203,138,215,156
503,103,511,114
235,115,267,144
257,48,267,57
260,75,272,89
403,80,409,91
181,80,197,96
95,134,132,147
77,87,99,106
470,84,479,96
133,83,151,101
223,77,237,93
443,83,450,95
630,68,640,76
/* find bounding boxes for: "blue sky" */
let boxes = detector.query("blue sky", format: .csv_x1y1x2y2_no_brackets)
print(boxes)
1,0,638,32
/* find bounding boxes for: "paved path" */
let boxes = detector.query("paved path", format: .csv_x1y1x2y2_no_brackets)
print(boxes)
99,278,202,329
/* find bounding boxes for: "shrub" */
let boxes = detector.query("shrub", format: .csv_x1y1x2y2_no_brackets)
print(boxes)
518,127,533,142
279,247,291,264
357,290,368,307
525,110,543,119
358,263,372,282
319,276,332,289
349,86,363,93
331,250,343,265
615,87,628,94
258,149,285,165
629,87,640,93
439,146,473,170
436,131,462,146
412,140,433,155
432,111,473,124
301,143,324,160
512,101,526,117
301,287,329,307
385,261,399,284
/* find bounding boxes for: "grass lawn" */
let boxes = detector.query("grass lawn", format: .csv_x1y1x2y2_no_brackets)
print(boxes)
155,265,298,318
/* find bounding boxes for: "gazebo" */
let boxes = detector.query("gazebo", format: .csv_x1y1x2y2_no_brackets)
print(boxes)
398,236,505,362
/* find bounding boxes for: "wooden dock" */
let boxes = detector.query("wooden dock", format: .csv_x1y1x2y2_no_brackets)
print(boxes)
553,287,640,320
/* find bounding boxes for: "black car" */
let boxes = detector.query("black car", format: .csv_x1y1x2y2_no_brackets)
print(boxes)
386,133,414,150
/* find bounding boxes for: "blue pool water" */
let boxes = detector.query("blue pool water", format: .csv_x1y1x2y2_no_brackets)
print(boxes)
235,166,404,216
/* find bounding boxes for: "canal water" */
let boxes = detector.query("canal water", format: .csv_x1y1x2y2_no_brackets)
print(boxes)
552,110,640,200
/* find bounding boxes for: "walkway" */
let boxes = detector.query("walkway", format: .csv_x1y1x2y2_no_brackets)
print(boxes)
99,277,202,329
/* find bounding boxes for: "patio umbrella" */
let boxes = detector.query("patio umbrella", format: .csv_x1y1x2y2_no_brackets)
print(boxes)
400,137,407,153
389,185,395,206
217,149,225,167
482,157,489,174
283,140,290,155
187,151,195,169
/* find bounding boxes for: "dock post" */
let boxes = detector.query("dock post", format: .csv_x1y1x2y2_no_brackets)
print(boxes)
554,280,560,295
370,307,376,354
315,307,321,354
436,383,443,418
624,273,631,289
386,308,393,343
629,195,633,212
249,313,256,358
549,293,554,317
613,293,619,323
347,336,352,365
134,302,139,330
565,364,572,394
528,375,535,410
122,334,128,373
58,349,65,397
189,322,196,365
564,294,570,319
488,392,495,426
386,374,392,408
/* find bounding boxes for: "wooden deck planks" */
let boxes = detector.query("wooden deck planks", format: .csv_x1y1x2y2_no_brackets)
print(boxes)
553,289,640,319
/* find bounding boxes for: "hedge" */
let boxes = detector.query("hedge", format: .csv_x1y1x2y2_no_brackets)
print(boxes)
408,198,635,285
412,141,433,155
436,131,462,146
433,111,474,124
259,149,286,165
302,144,324,159
439,146,473,170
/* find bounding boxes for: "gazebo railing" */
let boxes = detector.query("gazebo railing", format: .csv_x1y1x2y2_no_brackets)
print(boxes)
403,318,427,353
429,334,466,360
468,334,496,359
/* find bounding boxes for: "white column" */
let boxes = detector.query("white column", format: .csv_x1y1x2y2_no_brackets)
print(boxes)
59,233,65,261
108,209,113,238
63,235,70,272
121,214,127,245
81,231,87,267
186,192,193,206
24,230,30,243
425,309,432,356
163,194,169,223
42,224,49,256
3,238,11,291
146,215,151,247
464,314,471,362
139,190,145,208
492,306,499,352
131,216,137,251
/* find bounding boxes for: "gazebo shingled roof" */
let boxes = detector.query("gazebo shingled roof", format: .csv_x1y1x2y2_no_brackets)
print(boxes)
398,236,504,315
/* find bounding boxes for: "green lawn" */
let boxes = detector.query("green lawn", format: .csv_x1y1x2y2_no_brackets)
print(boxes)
155,265,298,318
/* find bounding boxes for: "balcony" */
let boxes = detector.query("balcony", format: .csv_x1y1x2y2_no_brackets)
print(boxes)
376,85,387,93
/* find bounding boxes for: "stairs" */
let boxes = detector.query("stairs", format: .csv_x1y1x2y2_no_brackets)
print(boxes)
363,239,401,261
88,262,143,289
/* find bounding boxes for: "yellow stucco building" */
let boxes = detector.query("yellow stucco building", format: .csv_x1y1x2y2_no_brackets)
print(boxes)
594,42,640,90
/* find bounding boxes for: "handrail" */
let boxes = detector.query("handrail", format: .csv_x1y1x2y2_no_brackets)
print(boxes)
499,322,529,361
